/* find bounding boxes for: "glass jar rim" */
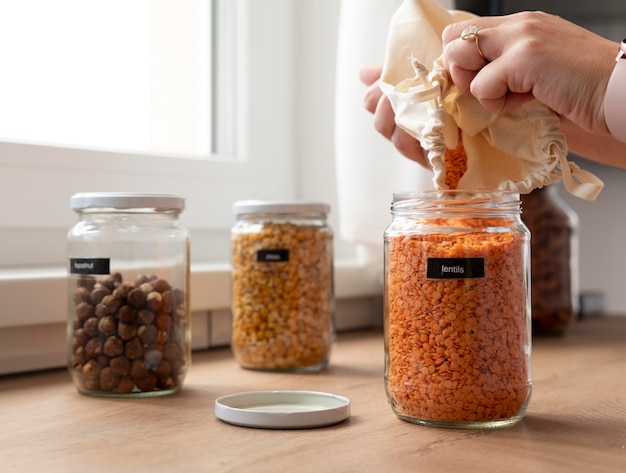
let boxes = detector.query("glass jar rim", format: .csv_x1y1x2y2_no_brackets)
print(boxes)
392,190,521,213
70,193,185,211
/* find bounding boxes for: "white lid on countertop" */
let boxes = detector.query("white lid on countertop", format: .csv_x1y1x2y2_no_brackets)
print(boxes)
215,390,350,429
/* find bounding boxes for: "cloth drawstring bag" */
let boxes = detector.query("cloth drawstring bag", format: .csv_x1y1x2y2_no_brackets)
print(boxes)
379,0,604,200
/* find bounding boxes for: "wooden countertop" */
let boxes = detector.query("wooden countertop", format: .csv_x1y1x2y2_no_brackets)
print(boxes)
2,317,626,472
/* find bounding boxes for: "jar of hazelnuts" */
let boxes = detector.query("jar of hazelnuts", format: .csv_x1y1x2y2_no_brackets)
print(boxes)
68,193,190,397
231,201,335,372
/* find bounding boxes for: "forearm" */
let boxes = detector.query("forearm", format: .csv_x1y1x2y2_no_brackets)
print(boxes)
561,118,626,169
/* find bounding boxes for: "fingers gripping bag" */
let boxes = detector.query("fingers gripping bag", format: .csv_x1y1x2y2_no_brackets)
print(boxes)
379,0,604,199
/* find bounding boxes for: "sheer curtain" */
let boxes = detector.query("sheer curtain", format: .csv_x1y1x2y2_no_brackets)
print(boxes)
335,0,454,272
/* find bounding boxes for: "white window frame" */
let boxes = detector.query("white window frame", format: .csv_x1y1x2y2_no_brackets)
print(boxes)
0,0,297,263
0,0,382,375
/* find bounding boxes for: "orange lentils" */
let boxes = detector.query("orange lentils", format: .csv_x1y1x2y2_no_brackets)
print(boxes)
384,191,531,428
443,129,468,190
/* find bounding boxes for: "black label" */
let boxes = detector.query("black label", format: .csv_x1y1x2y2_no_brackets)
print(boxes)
257,249,290,263
427,257,484,279
69,258,110,275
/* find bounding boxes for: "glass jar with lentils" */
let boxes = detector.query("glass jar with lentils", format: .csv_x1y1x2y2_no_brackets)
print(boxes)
231,201,334,372
384,190,532,428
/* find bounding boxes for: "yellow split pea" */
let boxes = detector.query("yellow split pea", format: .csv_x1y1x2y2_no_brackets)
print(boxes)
231,221,333,371
385,218,530,424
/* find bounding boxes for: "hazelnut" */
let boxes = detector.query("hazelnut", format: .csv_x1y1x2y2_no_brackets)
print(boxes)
153,278,171,293
109,356,130,376
103,335,124,357
138,324,157,345
113,283,133,300
75,302,94,323
130,359,149,378
117,305,136,323
138,309,155,325
134,274,151,287
116,376,135,394
90,284,110,305
161,290,177,313
72,328,90,349
72,346,88,366
174,289,185,306
81,375,100,392
82,359,99,378
117,321,137,341
173,308,186,322
163,343,181,363
100,294,123,315
156,313,170,331
124,337,143,359
96,355,110,367
73,286,91,304
126,288,146,310
98,316,117,336
82,317,99,337
139,282,153,294
84,338,103,358
153,360,171,380
146,291,162,311
94,303,109,318
135,372,157,392
156,329,168,346
99,274,121,291
99,367,119,392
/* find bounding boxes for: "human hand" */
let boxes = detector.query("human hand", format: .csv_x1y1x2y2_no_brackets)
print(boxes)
442,11,616,135
360,65,430,168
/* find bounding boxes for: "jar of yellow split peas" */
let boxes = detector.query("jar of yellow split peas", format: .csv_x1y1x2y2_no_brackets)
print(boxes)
384,190,532,428
230,201,334,372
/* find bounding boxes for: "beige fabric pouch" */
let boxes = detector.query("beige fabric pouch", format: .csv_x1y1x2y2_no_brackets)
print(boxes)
379,0,604,200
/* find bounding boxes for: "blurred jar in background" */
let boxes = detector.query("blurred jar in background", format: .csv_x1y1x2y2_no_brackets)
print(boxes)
521,185,579,336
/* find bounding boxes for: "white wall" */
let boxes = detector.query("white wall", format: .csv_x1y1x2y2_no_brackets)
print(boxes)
291,1,348,254
562,162,626,315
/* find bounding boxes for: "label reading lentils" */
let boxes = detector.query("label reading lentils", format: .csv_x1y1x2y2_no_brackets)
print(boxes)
257,249,290,263
69,258,110,275
427,257,484,279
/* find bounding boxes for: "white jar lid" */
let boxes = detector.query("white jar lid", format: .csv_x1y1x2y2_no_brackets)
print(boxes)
70,193,185,211
233,200,330,216
215,390,350,429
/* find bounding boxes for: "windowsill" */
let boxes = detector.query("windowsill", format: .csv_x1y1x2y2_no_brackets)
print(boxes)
0,260,381,328
0,260,383,375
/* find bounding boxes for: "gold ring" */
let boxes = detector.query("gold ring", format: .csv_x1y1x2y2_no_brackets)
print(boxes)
461,24,486,60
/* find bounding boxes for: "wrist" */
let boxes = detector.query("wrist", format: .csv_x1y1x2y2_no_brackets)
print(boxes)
604,40,626,142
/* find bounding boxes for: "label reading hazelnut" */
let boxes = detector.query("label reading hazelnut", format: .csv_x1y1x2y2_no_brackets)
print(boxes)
426,257,484,279
70,258,110,275
257,249,290,263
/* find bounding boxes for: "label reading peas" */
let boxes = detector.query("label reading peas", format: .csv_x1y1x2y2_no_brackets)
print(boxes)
69,258,110,275
427,257,484,279
257,249,290,263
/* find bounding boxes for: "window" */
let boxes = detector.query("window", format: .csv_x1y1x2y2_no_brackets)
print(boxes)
0,1,212,157
0,0,382,375
0,0,297,272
